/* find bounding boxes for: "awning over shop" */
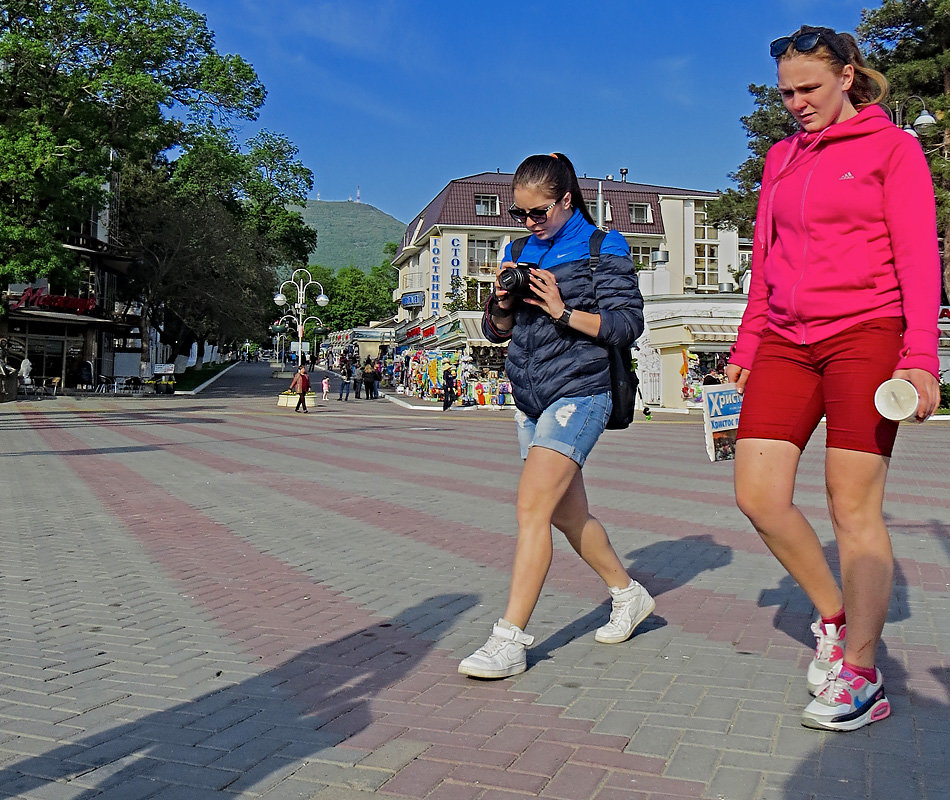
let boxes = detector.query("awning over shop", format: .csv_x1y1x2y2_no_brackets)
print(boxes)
459,313,506,347
685,323,739,343
11,308,130,328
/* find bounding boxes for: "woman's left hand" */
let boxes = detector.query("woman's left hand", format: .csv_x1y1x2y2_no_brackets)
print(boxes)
524,268,565,318
892,367,940,422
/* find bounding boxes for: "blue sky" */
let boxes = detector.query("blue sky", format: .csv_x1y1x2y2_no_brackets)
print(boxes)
187,0,871,224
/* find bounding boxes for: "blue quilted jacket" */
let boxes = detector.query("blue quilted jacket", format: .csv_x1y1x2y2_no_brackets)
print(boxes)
482,210,643,417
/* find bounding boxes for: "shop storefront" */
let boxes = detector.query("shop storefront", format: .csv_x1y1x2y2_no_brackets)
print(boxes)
638,295,747,409
390,311,512,406
2,283,132,390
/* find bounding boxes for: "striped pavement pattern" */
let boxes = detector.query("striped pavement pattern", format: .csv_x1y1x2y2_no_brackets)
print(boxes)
0,365,947,799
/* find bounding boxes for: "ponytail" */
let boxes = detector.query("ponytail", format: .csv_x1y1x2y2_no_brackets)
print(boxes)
512,153,595,225
837,33,888,108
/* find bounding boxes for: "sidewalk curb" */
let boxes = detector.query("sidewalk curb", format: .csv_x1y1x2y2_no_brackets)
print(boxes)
175,361,241,395
384,393,517,413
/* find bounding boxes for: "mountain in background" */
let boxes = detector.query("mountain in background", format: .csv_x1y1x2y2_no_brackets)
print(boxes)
296,200,406,272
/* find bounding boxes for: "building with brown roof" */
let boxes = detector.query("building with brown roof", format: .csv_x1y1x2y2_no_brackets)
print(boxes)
392,171,752,409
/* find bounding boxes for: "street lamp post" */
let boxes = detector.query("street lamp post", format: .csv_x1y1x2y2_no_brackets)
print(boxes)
890,96,937,138
274,268,329,368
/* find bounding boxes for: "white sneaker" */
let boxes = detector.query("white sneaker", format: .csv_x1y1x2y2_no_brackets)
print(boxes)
807,620,845,695
595,580,655,644
458,619,535,679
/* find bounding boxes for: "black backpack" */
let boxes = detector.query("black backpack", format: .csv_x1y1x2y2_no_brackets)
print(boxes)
509,230,638,430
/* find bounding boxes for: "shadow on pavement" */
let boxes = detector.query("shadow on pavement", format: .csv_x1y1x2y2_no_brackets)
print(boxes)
528,534,734,665
624,533,734,596
775,517,950,798
0,593,476,798
778,655,949,799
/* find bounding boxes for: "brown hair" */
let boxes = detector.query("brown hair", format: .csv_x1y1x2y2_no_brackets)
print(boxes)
512,153,595,225
777,27,888,109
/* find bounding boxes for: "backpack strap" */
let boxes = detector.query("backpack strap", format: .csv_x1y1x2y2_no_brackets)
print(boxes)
588,228,606,272
509,235,531,263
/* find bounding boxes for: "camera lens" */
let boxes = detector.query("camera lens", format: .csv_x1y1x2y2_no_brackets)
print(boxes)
498,263,536,297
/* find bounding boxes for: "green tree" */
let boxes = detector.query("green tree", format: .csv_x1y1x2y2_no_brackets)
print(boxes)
858,0,950,295
117,126,316,360
304,244,398,332
706,84,799,237
0,0,264,283
443,274,482,312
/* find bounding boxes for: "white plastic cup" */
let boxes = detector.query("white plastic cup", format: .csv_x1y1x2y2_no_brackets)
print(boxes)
874,378,919,421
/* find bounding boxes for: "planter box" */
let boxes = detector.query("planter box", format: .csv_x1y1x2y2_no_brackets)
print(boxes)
277,392,315,407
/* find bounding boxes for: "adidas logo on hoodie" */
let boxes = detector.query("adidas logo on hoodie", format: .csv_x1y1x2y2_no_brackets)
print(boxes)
839,171,855,180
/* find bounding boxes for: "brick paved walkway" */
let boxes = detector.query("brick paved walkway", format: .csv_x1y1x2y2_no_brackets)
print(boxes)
0,361,947,799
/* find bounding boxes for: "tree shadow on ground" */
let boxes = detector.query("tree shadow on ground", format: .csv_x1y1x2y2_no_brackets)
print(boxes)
0,593,476,798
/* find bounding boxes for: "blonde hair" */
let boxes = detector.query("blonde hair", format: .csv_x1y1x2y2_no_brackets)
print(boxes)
778,29,888,109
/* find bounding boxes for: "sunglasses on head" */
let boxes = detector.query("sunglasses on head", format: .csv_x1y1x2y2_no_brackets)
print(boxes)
508,197,561,224
770,27,849,64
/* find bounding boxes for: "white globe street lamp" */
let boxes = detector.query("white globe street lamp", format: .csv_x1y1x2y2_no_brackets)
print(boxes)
274,269,329,367
891,96,938,138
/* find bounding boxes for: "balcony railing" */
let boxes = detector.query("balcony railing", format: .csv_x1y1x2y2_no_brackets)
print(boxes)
467,259,499,277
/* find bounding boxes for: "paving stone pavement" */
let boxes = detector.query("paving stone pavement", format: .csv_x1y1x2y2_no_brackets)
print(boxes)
0,361,947,800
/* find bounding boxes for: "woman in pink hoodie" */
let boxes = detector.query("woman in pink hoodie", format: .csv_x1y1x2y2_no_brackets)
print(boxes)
726,26,941,732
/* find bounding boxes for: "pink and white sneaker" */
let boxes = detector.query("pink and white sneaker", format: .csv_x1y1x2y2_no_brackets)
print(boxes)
806,620,845,695
801,665,890,731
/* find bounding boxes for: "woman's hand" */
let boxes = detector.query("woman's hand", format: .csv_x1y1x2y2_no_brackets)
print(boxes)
892,367,940,421
724,363,750,393
493,261,518,312
524,267,564,318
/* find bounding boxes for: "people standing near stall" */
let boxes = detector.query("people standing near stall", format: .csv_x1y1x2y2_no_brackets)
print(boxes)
337,361,351,401
458,152,654,680
290,365,311,413
725,26,941,731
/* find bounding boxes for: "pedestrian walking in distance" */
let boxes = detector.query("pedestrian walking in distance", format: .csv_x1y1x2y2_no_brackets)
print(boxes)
290,365,311,413
321,375,330,401
726,25,941,732
459,153,654,680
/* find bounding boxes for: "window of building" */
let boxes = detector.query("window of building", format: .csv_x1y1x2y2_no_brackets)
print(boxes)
629,242,654,269
694,200,718,241
474,194,499,216
584,199,612,222
468,239,499,272
629,203,652,224
695,243,719,288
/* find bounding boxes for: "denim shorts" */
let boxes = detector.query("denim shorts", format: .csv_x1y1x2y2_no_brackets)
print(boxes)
515,392,611,467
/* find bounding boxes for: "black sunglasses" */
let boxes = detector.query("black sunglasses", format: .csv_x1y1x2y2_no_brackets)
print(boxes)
770,27,849,64
508,197,561,224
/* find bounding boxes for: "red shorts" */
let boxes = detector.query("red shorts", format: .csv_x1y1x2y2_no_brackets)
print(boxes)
736,318,903,456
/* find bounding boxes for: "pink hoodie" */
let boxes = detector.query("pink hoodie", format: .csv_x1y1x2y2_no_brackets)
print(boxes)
730,105,941,377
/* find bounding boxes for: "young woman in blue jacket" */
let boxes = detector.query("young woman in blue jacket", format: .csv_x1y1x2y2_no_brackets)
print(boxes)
458,153,655,679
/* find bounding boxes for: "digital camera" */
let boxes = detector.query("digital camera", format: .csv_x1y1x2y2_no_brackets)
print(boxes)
497,262,537,298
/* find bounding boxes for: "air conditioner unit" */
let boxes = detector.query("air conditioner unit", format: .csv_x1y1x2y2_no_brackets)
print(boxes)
684,276,695,287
